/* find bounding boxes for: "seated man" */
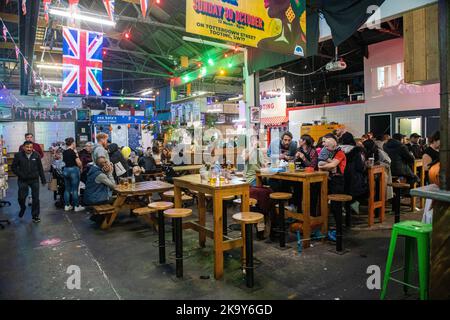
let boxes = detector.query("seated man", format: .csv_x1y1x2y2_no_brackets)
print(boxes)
84,156,116,206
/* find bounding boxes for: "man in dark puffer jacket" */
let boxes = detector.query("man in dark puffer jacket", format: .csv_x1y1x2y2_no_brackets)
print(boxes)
383,133,418,185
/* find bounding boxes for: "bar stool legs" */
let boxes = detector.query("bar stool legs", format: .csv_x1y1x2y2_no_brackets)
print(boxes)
393,187,401,223
158,210,166,264
334,203,343,252
244,223,254,288
328,194,352,254
174,218,183,278
278,200,286,248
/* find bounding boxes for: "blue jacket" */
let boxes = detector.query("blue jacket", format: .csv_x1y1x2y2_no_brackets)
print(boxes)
84,165,110,205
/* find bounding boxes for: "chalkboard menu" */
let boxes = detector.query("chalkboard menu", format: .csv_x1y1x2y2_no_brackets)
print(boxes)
128,126,142,150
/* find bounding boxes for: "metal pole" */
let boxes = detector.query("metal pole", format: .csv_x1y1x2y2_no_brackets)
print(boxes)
439,0,450,190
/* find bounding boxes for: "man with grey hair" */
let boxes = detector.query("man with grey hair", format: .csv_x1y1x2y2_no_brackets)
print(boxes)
79,141,95,183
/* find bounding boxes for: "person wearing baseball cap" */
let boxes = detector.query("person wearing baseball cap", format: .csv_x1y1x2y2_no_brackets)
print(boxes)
406,133,424,159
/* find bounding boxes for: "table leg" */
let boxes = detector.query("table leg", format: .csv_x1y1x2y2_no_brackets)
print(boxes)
174,185,182,209
256,174,263,187
302,181,311,248
380,170,386,223
103,195,126,229
320,177,328,240
198,192,206,248
335,203,343,252
213,195,224,280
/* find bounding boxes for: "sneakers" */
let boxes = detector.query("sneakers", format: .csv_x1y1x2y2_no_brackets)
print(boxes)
328,230,336,242
19,209,25,218
32,217,41,223
64,205,74,211
74,206,85,212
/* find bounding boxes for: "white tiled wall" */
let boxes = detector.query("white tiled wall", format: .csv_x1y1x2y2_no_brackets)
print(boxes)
0,122,28,152
289,104,366,142
35,122,75,151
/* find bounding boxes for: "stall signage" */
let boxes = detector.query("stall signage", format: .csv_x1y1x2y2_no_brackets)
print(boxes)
260,77,287,120
186,0,306,56
92,115,147,124
14,108,76,121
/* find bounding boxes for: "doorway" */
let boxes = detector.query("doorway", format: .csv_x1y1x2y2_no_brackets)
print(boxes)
368,114,391,137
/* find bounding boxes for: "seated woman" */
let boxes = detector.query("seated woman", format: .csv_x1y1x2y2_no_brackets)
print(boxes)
422,131,440,185
292,134,319,214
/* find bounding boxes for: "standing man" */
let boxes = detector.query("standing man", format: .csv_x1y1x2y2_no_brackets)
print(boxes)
92,133,110,163
12,141,47,223
19,133,44,158
406,133,424,159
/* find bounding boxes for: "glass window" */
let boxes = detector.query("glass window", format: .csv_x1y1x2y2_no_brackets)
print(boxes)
396,117,422,137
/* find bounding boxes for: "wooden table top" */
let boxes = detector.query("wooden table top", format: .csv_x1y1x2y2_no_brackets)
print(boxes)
173,174,249,190
172,165,203,172
256,169,329,178
115,181,174,195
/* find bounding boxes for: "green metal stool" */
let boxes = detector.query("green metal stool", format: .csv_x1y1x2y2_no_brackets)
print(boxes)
380,220,432,300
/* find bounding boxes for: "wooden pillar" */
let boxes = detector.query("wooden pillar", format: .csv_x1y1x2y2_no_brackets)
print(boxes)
429,0,450,300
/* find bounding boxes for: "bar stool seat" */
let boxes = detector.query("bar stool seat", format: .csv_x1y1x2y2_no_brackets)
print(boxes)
132,207,156,215
233,212,264,288
222,195,235,201
164,208,193,278
269,192,292,200
149,201,174,265
164,208,192,218
233,198,258,207
149,201,174,211
328,194,352,253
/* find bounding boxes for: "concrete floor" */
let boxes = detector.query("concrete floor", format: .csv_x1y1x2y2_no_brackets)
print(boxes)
0,177,424,300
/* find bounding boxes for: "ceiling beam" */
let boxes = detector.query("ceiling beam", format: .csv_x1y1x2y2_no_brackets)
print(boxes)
103,66,171,78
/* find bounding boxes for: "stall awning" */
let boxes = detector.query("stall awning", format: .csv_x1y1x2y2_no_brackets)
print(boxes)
155,112,171,121
261,116,288,126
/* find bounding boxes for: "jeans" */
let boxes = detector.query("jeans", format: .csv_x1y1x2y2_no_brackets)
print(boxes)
63,166,81,207
18,179,40,218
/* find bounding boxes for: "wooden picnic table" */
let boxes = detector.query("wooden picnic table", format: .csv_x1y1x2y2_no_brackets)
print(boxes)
256,169,329,248
104,181,174,229
172,165,203,173
173,174,250,280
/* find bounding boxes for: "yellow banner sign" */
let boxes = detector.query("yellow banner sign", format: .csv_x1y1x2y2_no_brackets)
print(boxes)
186,0,306,57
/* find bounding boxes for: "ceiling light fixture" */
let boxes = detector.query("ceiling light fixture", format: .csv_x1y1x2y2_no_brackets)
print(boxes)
49,8,116,26
37,64,64,70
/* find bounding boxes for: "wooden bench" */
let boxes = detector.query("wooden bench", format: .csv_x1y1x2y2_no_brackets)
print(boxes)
132,207,158,229
367,165,386,227
93,204,116,230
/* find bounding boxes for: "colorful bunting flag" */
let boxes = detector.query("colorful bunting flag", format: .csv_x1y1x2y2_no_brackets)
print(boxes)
22,0,26,15
14,46,20,60
2,24,7,42
102,0,115,21
140,0,149,18
23,58,28,74
43,0,52,24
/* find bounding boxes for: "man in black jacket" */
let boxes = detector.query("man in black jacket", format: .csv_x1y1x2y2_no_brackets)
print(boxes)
12,141,47,223
383,133,418,185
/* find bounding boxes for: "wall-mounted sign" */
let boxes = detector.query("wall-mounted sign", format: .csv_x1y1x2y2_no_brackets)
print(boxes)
260,77,288,125
186,0,306,56
250,106,260,123
91,115,147,124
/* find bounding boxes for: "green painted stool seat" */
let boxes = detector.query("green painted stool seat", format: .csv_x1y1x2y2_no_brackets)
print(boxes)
380,220,432,300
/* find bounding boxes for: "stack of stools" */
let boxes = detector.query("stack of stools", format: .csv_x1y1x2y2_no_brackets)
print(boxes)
164,208,193,278
148,201,174,264
269,192,292,248
381,220,432,300
232,211,264,288
328,194,352,253
390,182,411,223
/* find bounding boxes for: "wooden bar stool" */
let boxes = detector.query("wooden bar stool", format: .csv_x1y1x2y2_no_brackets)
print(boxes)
164,208,193,278
328,194,352,253
232,212,264,288
269,192,292,248
390,182,410,223
148,201,174,264
162,190,193,241
229,198,258,232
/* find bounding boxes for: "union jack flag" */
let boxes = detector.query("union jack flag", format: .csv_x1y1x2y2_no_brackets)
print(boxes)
62,27,103,96
140,0,149,18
